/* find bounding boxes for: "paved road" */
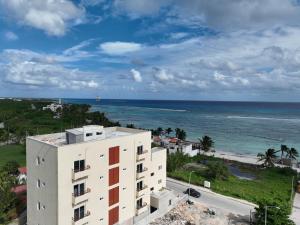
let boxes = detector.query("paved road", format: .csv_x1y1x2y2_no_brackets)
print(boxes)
167,178,256,217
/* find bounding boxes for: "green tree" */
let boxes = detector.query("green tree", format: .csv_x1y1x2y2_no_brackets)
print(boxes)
0,170,17,224
254,201,295,225
286,147,299,160
157,127,163,135
126,124,135,128
257,148,277,167
206,161,229,180
165,128,173,136
2,161,20,176
167,151,190,172
177,129,186,141
278,145,289,164
199,135,214,153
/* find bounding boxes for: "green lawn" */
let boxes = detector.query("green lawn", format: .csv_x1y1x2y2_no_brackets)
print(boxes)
168,165,297,211
0,144,26,167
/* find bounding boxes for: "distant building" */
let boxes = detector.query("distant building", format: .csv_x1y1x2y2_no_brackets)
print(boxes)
0,122,4,129
27,125,171,225
42,103,63,112
18,167,27,184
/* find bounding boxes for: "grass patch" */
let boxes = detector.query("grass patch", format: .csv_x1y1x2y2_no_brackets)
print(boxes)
0,144,26,167
168,161,297,211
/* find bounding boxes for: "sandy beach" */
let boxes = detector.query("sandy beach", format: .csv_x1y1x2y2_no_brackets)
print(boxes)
207,150,300,173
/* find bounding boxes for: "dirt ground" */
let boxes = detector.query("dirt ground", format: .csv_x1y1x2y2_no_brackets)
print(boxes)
150,201,250,225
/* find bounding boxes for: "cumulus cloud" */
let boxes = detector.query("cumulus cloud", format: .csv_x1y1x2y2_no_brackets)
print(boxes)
0,49,100,90
153,68,174,82
100,41,142,55
4,31,18,41
0,0,85,36
131,69,142,82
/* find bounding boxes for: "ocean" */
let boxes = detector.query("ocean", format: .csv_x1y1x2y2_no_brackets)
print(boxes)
64,99,300,157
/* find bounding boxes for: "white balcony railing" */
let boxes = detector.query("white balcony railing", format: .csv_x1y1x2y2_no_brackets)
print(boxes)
72,165,90,181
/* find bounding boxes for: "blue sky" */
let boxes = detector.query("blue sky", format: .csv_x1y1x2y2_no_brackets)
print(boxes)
1,0,300,101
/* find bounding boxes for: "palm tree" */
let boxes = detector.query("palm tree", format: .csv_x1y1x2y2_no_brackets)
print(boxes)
257,148,277,167
278,145,289,164
157,127,163,136
177,129,186,141
199,135,214,154
165,128,172,136
286,147,299,160
175,128,180,138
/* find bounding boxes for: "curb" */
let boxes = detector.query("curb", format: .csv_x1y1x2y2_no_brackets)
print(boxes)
167,177,258,208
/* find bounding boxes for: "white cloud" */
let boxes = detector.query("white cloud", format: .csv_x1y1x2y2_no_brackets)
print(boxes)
4,31,18,41
153,68,174,82
100,41,142,55
1,49,100,90
169,32,189,40
0,0,85,36
81,0,105,6
131,69,142,82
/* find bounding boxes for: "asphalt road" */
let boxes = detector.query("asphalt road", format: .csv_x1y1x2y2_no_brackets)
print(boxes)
167,178,255,217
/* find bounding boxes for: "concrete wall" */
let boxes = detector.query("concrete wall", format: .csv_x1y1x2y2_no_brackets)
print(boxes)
149,148,167,193
26,138,58,225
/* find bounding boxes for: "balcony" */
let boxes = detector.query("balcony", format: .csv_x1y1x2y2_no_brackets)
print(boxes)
72,188,91,205
136,150,148,162
72,165,90,181
72,211,90,225
136,185,148,198
136,203,148,216
136,167,148,180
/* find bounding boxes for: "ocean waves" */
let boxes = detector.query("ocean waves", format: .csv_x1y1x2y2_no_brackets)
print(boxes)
226,115,300,123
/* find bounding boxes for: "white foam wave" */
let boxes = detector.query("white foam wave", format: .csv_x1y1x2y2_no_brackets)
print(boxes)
227,115,300,123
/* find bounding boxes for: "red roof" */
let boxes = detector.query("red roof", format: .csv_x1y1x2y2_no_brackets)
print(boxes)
11,185,27,194
169,138,178,143
18,167,27,174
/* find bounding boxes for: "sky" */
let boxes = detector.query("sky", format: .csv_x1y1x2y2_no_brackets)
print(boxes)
1,0,300,101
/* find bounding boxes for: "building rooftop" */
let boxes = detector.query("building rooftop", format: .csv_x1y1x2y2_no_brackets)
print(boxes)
151,147,166,153
29,125,148,147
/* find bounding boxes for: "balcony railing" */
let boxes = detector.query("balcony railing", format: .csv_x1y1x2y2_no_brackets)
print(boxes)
136,150,148,161
136,167,148,180
72,211,90,225
72,188,91,205
136,185,148,198
136,203,148,215
72,165,90,181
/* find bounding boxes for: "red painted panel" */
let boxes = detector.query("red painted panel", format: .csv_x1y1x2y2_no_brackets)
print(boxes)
109,186,119,206
109,146,120,165
109,206,119,225
109,167,119,186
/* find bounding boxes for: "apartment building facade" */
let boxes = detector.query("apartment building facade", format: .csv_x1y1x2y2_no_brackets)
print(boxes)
26,125,167,225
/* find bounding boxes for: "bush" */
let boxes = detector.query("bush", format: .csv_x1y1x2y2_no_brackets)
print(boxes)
206,161,229,180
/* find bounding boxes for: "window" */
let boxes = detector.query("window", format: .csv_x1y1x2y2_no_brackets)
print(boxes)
37,202,41,210
37,179,41,188
158,165,162,170
136,164,143,173
151,172,154,176
96,132,102,135
73,183,85,197
137,146,143,155
109,167,119,186
109,206,119,225
36,156,40,165
137,181,143,191
150,187,154,191
86,133,93,137
100,154,104,158
158,179,162,184
74,160,85,172
169,200,172,206
109,186,119,206
109,146,120,165
74,206,85,222
136,198,143,209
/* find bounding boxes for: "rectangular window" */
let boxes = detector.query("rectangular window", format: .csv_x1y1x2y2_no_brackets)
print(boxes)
37,179,41,188
150,187,154,191
137,146,143,155
136,164,143,173
36,156,40,165
73,183,85,197
74,160,85,172
137,181,143,191
151,172,154,176
136,198,143,209
109,206,119,225
74,206,85,221
109,186,119,206
86,133,93,137
96,132,102,135
109,167,119,186
37,202,41,210
109,146,120,165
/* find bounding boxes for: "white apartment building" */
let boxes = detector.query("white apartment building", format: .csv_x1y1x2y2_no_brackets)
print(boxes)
26,125,168,225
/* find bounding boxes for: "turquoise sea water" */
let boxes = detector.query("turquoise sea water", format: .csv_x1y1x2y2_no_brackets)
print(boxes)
65,99,300,157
